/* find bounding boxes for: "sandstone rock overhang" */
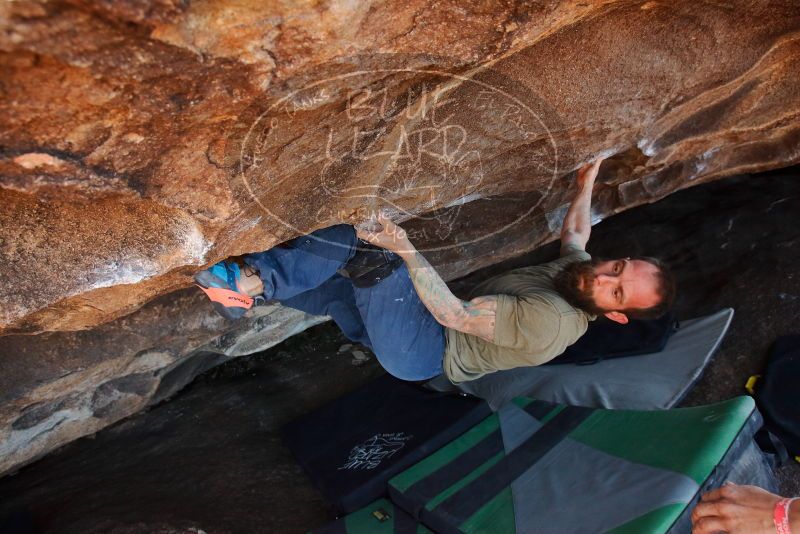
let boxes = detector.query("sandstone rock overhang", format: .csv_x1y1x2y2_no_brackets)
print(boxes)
2,0,800,335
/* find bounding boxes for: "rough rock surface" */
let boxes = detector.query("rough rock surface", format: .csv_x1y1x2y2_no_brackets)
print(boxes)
2,0,800,476
2,0,800,334
0,292,326,476
0,169,797,533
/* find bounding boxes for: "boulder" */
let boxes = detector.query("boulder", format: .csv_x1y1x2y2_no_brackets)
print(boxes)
1,0,799,475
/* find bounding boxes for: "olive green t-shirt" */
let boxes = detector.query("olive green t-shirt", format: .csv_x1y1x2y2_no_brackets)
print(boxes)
443,245,595,383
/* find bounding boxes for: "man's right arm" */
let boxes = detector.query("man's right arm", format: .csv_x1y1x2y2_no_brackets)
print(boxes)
560,158,603,255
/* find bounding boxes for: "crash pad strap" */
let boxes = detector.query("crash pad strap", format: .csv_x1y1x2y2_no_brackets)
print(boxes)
522,398,557,420
404,430,504,508
401,399,557,506
432,405,594,526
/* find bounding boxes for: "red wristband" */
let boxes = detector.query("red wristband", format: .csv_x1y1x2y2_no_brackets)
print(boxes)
775,498,797,534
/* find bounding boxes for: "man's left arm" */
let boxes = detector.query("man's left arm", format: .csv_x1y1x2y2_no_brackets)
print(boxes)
560,158,603,255
356,213,497,342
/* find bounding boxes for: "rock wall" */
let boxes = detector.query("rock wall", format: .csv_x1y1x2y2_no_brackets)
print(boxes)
0,291,327,476
1,0,800,475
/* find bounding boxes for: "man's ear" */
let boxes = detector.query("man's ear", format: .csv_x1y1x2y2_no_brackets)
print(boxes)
604,311,629,324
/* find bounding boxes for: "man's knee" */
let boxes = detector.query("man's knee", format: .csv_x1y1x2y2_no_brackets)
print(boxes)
286,224,357,262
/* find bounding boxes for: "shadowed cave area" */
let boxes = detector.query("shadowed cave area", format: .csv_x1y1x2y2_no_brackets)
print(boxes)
0,167,798,534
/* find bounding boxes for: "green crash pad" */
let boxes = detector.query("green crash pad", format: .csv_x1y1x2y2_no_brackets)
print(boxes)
310,498,432,534
388,396,758,534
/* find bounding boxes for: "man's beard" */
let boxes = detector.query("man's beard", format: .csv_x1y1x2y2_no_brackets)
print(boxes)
553,260,605,315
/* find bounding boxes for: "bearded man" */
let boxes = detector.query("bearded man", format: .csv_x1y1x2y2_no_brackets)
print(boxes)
195,157,675,383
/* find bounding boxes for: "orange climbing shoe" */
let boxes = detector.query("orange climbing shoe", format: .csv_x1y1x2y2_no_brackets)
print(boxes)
194,261,256,320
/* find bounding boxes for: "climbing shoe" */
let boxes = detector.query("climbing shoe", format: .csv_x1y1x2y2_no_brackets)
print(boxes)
194,260,255,320
339,240,404,288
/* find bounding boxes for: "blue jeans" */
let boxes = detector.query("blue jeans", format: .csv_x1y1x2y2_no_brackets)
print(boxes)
244,225,445,381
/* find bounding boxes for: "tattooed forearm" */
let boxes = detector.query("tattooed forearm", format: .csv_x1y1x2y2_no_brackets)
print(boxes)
398,247,497,341
402,249,466,325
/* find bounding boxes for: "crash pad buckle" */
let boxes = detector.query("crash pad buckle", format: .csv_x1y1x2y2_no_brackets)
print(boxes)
744,375,760,395
372,508,391,522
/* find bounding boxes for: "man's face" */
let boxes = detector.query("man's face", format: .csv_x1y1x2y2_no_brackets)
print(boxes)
584,258,662,312
555,258,662,317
